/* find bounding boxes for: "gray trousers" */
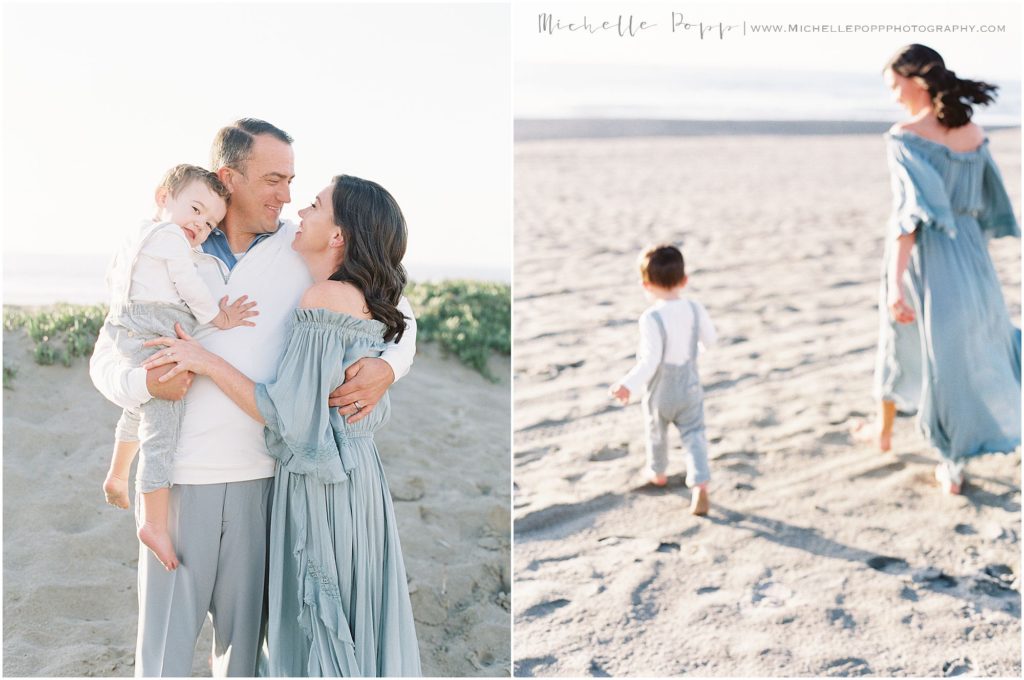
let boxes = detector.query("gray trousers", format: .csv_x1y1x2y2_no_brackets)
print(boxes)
135,478,272,677
106,302,204,493
642,362,711,486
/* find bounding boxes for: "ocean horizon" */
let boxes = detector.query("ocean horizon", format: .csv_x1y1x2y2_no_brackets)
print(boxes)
2,253,509,307
515,118,1020,141
516,63,1021,128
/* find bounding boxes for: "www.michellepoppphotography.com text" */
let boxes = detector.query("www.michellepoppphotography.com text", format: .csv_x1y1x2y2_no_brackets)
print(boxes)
536,12,1008,40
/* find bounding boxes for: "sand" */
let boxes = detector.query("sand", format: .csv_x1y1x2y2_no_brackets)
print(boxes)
2,331,510,677
512,128,1021,676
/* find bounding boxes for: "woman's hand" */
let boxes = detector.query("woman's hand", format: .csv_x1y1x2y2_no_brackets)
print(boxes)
888,293,916,324
142,324,220,382
888,232,917,324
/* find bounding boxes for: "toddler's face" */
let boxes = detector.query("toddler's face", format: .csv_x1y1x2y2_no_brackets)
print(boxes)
158,180,228,248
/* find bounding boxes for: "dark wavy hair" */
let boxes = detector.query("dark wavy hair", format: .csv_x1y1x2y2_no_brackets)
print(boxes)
328,175,408,343
885,44,998,128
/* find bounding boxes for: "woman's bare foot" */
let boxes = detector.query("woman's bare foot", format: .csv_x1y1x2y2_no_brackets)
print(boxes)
647,472,668,487
103,471,130,509
849,419,892,452
934,463,963,495
690,483,710,516
138,522,179,571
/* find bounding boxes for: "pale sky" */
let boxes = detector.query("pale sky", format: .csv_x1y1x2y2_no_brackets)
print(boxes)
2,2,511,279
516,0,1021,78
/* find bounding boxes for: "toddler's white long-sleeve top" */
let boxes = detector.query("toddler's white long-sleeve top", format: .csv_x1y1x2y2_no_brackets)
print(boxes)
118,221,221,323
618,297,717,395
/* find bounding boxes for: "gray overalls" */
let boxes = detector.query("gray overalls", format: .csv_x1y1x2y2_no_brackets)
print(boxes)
641,302,711,487
102,222,210,492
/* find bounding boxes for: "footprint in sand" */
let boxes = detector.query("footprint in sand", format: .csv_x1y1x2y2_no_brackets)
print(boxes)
899,586,919,602
941,656,972,676
514,656,557,676
724,461,758,476
753,409,778,428
391,476,425,502
983,563,1014,582
630,562,663,621
912,567,957,589
826,607,856,630
539,359,586,379
822,657,872,676
866,555,909,574
751,579,793,608
849,460,907,481
970,578,1016,598
588,444,629,462
521,598,571,619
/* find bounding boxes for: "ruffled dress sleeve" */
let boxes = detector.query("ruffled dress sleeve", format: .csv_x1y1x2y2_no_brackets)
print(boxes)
886,138,958,239
978,146,1021,240
254,308,385,483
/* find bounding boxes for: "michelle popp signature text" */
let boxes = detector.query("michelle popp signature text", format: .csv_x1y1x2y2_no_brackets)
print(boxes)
537,13,744,39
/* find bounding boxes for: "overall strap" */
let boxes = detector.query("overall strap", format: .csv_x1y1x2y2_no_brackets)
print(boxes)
688,300,701,362
648,310,669,389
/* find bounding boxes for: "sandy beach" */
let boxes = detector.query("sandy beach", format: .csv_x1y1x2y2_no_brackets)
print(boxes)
2,330,510,676
513,127,1021,676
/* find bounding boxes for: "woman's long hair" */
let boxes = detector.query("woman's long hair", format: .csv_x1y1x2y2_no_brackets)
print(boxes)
328,175,408,343
885,44,998,128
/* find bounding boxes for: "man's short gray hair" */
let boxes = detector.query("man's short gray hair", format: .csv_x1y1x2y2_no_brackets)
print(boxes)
210,118,293,174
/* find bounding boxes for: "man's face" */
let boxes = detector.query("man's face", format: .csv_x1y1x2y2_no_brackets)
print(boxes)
223,134,295,234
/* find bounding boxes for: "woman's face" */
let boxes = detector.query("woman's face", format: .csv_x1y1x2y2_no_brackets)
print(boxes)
885,68,929,112
294,183,342,254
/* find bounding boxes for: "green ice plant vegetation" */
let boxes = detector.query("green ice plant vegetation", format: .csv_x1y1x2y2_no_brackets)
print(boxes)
3,304,107,368
2,280,510,378
3,364,17,390
404,280,511,381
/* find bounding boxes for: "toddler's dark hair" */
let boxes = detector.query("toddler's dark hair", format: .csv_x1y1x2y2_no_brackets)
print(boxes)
639,244,686,288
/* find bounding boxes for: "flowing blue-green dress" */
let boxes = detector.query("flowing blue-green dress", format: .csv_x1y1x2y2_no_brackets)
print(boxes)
873,131,1021,464
255,308,421,677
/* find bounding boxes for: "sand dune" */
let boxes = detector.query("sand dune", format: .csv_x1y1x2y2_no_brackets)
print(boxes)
513,129,1021,676
2,333,510,677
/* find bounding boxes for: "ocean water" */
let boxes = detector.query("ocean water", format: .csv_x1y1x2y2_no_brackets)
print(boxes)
516,63,1021,124
1,253,508,307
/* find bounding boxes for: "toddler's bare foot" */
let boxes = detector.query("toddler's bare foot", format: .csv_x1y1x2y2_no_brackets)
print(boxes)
647,472,668,487
849,419,892,452
690,483,710,516
138,522,179,571
934,463,963,495
103,472,130,509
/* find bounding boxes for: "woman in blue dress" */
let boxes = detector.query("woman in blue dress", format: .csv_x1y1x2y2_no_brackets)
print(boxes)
869,44,1020,494
144,175,421,675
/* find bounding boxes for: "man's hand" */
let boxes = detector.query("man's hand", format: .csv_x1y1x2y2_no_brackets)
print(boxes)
146,362,194,401
329,357,395,423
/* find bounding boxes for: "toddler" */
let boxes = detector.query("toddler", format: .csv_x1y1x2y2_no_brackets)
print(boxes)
610,244,716,516
100,164,258,569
